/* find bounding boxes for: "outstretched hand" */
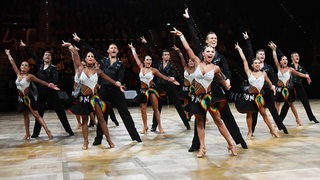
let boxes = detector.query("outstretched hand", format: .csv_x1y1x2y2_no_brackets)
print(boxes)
4,49,10,56
128,42,134,49
183,8,190,19
268,41,277,50
234,42,241,51
19,40,26,47
119,85,125,92
61,40,72,48
140,36,147,44
167,77,180,86
170,27,183,36
72,33,80,42
172,45,180,51
48,83,60,91
242,31,249,40
306,74,312,84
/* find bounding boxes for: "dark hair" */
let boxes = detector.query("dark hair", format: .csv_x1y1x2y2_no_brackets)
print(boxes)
255,49,265,55
44,50,51,55
162,49,170,55
202,45,215,52
205,31,217,40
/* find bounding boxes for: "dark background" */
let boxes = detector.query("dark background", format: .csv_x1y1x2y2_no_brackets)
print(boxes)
1,0,319,111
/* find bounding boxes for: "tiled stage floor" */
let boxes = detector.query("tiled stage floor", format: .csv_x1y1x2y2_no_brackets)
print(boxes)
0,100,319,179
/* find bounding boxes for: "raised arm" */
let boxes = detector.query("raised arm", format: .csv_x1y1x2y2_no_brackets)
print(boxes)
128,42,143,69
172,45,187,69
171,28,200,65
19,40,42,68
183,8,202,55
4,49,20,75
140,36,159,65
72,32,105,65
235,42,251,77
268,41,281,70
61,40,83,71
242,31,255,61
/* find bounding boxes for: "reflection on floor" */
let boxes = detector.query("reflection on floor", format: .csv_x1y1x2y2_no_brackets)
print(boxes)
0,100,319,179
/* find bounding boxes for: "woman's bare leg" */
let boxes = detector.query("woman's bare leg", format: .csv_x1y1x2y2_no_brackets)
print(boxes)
81,115,89,150
95,103,114,148
140,103,148,134
150,94,163,133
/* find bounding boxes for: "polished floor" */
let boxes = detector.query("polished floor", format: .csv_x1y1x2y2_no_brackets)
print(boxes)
0,100,319,180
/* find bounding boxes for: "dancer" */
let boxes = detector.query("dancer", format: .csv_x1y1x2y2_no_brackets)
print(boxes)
139,36,191,132
62,41,124,150
173,45,195,121
129,43,179,134
235,42,279,139
280,52,319,124
183,8,248,151
5,49,56,140
242,32,288,135
172,28,237,158
72,33,142,144
20,40,74,137
268,41,311,126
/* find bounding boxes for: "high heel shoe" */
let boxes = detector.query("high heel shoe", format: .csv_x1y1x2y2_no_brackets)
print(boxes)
140,127,149,134
47,131,53,139
159,128,164,134
82,141,89,150
227,145,238,156
296,120,302,126
107,140,115,148
247,132,252,140
23,134,31,140
270,131,279,138
197,147,207,158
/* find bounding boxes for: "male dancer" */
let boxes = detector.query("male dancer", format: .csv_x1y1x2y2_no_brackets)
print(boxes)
20,40,74,137
140,37,191,132
280,52,318,124
242,32,288,135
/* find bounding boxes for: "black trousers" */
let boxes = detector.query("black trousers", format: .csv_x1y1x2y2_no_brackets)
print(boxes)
280,84,316,121
252,88,286,133
108,106,118,124
151,84,190,129
191,86,246,148
94,85,141,142
32,88,73,136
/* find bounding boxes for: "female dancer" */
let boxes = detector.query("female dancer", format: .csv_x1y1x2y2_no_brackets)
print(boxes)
62,41,125,150
128,43,179,134
171,28,237,158
234,42,279,139
5,49,57,140
173,45,195,121
268,41,311,126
